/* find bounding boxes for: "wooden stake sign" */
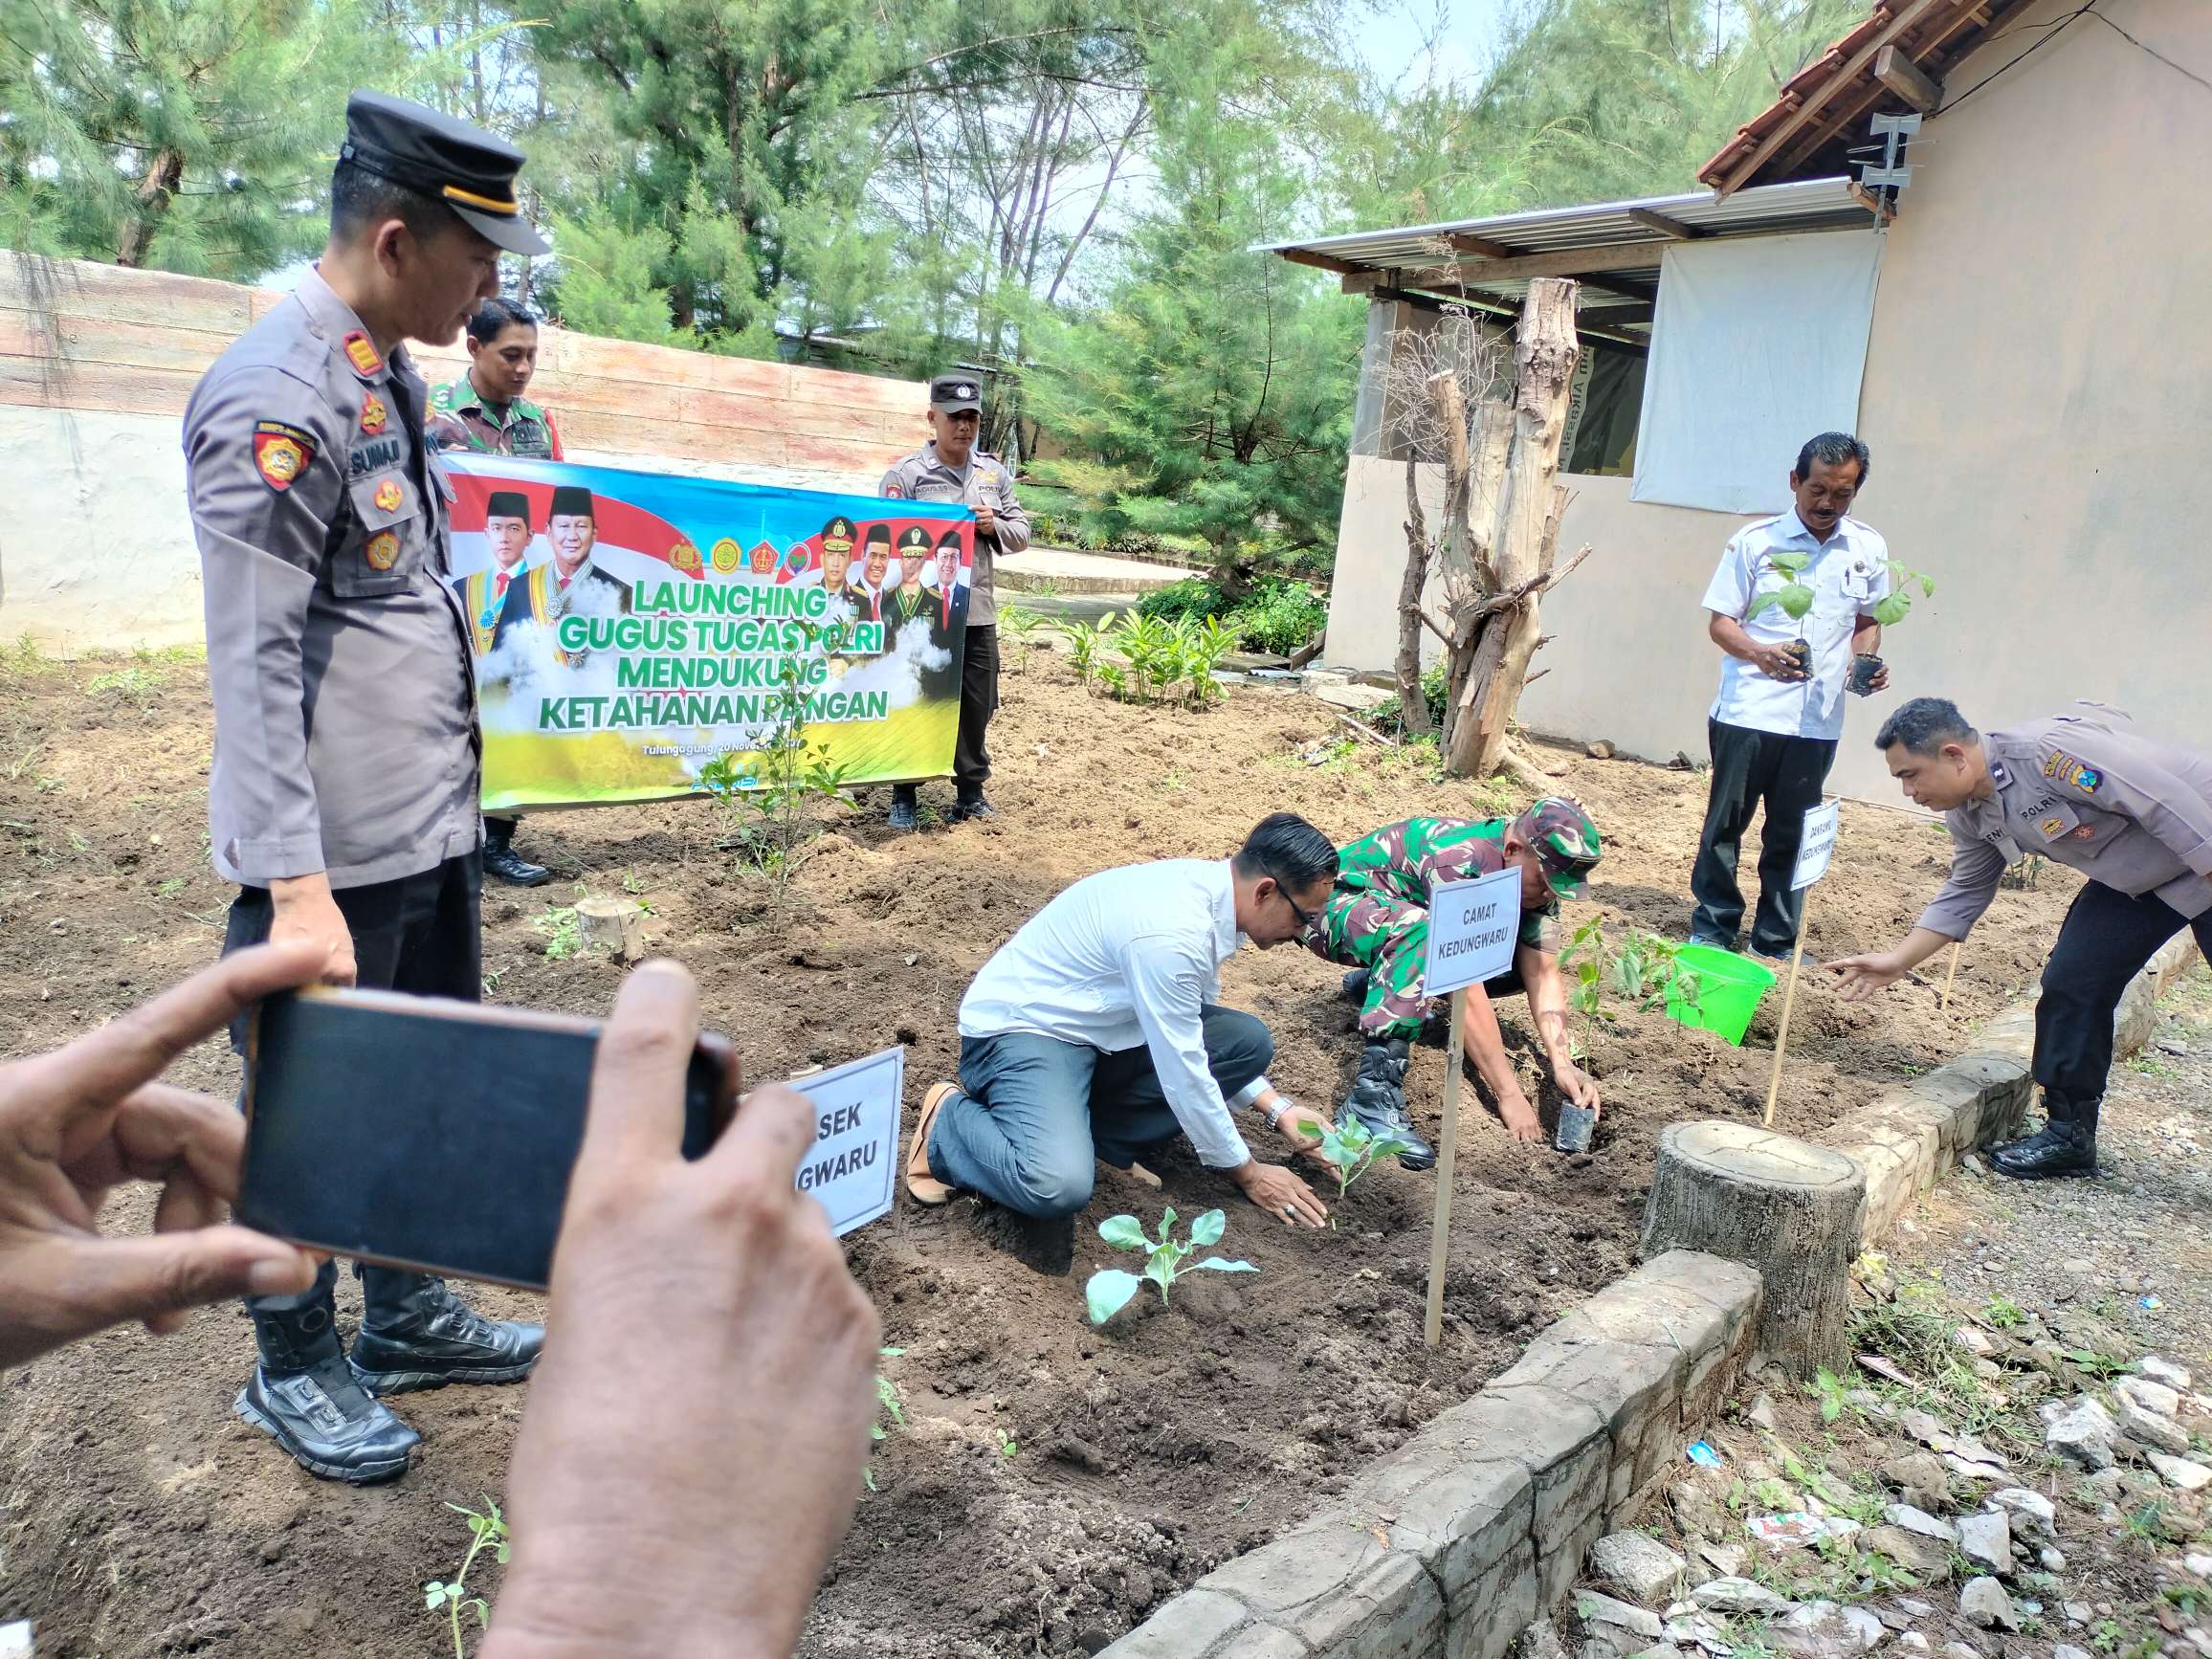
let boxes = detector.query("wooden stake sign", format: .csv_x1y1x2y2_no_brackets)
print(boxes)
1762,801,1841,1128
1419,866,1522,1347
1939,940,1963,1010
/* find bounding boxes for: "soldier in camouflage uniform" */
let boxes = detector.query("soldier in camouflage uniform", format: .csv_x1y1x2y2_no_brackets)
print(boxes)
429,295,563,885
1309,798,1604,1167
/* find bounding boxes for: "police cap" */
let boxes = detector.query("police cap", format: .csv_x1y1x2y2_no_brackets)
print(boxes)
821,515,856,549
341,90,550,256
929,374,983,413
485,490,531,525
896,526,931,553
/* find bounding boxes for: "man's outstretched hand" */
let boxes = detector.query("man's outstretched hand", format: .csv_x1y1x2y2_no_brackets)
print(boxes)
0,942,324,1371
1825,952,1909,1003
486,962,880,1659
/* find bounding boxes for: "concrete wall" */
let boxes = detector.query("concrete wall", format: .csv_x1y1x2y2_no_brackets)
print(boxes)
0,256,929,649
1323,0,2212,804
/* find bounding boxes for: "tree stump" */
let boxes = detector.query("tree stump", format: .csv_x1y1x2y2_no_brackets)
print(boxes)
1641,1120,1865,1378
575,896,649,962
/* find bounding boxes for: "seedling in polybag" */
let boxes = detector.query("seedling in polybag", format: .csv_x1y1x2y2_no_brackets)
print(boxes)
1298,1116,1416,1209
1085,1207,1256,1323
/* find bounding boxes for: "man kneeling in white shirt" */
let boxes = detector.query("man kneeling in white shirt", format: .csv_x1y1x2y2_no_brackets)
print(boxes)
906,813,1341,1268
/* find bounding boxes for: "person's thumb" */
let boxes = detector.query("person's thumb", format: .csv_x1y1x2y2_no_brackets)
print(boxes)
59,1228,319,1341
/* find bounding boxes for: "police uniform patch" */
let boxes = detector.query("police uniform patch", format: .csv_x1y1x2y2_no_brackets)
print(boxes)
2040,816,2065,839
711,537,741,573
373,479,404,514
671,542,702,575
343,331,383,379
2044,750,2101,792
883,482,905,498
365,530,400,571
252,421,316,492
359,391,388,434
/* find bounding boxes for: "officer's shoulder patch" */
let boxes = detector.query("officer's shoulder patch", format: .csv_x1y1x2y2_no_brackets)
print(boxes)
252,420,317,492
883,481,905,498
341,331,383,379
2043,748,2101,793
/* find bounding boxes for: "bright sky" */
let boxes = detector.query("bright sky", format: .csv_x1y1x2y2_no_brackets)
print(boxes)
1357,0,1513,95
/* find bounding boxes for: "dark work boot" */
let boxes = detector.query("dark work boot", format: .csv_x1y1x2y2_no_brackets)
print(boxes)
235,1263,421,1484
1340,968,1371,1002
348,1268,544,1395
1339,1038,1436,1172
482,817,549,887
888,785,919,833
950,790,996,823
1990,1092,2099,1180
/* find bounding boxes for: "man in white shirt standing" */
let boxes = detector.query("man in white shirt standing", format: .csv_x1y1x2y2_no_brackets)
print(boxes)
905,813,1341,1268
1692,432,1892,962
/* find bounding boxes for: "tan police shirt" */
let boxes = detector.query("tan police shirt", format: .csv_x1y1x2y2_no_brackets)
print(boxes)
184,266,481,890
1920,703,2212,939
878,442,1030,627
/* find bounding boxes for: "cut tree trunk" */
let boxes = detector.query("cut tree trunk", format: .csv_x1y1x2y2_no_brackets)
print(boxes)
1447,277,1582,780
1395,458,1434,738
1642,1120,1866,1378
575,896,650,962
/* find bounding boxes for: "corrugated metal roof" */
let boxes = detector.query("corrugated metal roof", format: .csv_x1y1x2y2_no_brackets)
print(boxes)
1255,176,1869,270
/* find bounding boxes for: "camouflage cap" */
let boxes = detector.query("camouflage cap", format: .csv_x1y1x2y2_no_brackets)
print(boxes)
1514,796,1602,898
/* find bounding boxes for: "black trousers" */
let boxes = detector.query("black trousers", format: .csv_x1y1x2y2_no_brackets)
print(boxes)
222,854,482,1051
2035,881,2212,1109
953,623,1000,794
1690,719,1837,955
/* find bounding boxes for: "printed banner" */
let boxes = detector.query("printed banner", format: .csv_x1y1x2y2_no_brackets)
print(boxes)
440,454,975,811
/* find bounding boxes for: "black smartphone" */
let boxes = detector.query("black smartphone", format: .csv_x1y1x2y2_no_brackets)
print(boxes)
238,986,738,1292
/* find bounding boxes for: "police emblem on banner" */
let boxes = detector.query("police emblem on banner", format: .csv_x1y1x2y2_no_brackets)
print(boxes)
671,542,702,575
711,537,741,574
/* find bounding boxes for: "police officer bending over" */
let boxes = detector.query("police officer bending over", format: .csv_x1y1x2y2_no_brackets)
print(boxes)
183,90,549,1482
1829,697,2212,1180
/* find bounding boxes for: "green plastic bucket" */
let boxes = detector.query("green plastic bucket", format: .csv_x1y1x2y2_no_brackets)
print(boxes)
1664,944,1777,1047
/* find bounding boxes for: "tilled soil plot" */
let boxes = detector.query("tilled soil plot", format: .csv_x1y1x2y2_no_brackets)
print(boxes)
0,645,2082,1658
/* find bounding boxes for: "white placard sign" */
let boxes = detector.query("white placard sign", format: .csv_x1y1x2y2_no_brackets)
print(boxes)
1791,802,1842,891
790,1045,905,1237
1423,866,1524,997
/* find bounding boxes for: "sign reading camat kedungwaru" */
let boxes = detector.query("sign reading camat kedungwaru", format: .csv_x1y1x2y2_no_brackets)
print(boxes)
441,454,976,811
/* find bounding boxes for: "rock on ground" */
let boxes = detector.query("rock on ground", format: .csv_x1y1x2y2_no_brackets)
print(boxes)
2116,1376,2183,1419
1880,1451,1951,1514
1959,1577,2020,1631
1578,1591,1666,1652
2148,1452,2212,1492
1521,1614,1574,1659
1590,1533,1688,1605
1884,1504,1960,1543
2114,1398,2191,1456
1689,1578,1796,1617
1771,1602,1885,1659
1957,1511,2011,1575
2042,1396,2119,1470
1865,1526,1953,1581
1987,1487,2056,1542
2140,1358,2193,1391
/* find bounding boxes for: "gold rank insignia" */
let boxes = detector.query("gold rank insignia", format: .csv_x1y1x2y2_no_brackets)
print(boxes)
2041,816,2065,838
711,537,741,573
359,391,388,434
342,331,383,378
373,478,404,513
672,541,702,574
365,530,400,571
252,420,316,493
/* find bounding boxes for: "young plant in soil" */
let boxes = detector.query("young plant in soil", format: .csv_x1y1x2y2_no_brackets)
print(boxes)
997,603,1046,673
864,1345,906,1493
1086,1207,1255,1323
698,616,858,919
424,1497,509,1659
1296,1116,1416,1226
1560,918,1707,1057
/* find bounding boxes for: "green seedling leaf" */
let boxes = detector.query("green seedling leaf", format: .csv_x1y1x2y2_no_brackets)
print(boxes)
1097,1214,1148,1251
1189,1208,1227,1248
1086,1269,1142,1324
1871,592,1909,627
1194,1257,1258,1272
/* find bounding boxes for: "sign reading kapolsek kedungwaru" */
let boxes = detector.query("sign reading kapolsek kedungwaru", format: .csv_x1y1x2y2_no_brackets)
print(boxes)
441,455,976,812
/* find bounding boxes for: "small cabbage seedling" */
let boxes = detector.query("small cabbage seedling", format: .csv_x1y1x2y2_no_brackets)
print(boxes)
1086,1207,1255,1323
1744,550,1817,622
1297,1116,1416,1214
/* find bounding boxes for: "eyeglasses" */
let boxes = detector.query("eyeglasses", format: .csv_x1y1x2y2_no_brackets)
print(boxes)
1269,873,1318,933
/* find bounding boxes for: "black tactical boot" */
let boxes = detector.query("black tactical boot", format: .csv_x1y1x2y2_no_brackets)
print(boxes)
1340,967,1371,1002
1339,1038,1436,1172
235,1262,421,1484
1990,1092,2099,1180
348,1268,544,1395
950,791,996,823
482,817,549,887
888,785,919,833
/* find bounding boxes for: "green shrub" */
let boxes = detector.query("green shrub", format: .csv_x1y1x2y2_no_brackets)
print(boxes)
1135,577,1326,656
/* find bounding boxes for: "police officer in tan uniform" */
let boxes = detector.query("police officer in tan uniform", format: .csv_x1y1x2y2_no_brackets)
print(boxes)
1830,697,2212,1179
879,374,1030,830
185,90,546,1483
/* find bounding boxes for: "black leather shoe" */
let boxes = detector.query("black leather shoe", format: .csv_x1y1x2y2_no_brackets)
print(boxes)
1690,930,1736,951
1990,1118,2098,1180
482,819,549,887
950,794,997,822
1338,1038,1436,1172
349,1270,544,1395
888,786,919,833
1340,968,1371,1002
238,1269,420,1484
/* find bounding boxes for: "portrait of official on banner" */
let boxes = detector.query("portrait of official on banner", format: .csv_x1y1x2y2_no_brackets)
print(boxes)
440,455,977,812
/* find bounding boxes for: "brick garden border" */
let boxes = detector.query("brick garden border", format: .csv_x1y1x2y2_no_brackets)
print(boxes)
1097,934,2202,1659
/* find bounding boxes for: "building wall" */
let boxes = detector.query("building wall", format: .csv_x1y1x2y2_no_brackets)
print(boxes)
0,256,928,649
1323,0,2212,804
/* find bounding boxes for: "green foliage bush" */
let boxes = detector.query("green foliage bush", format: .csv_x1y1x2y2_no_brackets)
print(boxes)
1136,577,1326,655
